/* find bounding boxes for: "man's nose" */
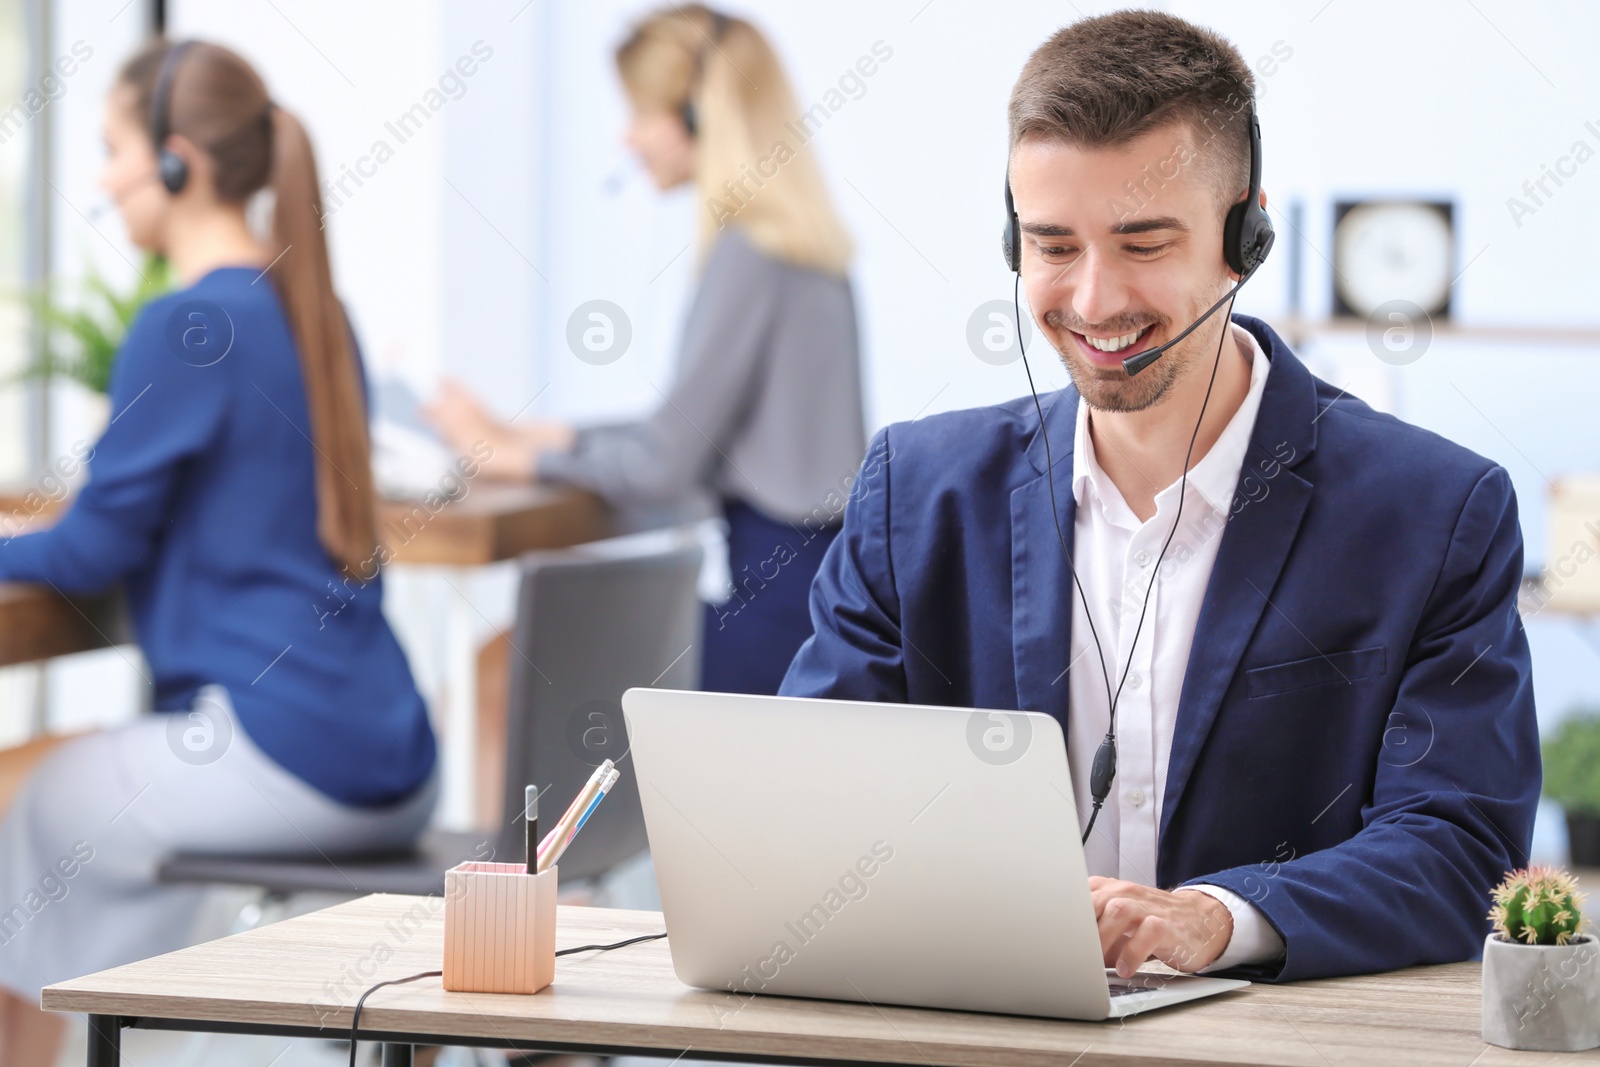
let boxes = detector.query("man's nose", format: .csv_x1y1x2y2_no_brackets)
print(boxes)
1069,248,1131,329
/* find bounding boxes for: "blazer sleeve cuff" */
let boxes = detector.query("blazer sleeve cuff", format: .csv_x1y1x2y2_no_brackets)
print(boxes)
1182,883,1287,972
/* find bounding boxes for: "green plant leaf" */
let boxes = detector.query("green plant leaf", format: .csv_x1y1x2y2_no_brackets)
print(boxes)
1543,710,1600,815
0,253,172,394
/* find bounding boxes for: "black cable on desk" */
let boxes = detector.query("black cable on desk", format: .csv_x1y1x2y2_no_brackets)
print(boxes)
556,931,667,956
347,932,668,1066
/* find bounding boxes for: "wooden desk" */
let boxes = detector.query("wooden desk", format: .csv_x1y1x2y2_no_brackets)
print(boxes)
0,482,612,824
0,488,609,668
379,483,609,566
42,892,1599,1067
0,582,128,668
0,482,608,578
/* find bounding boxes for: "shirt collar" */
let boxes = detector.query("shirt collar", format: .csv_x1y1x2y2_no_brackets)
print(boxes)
1071,320,1273,521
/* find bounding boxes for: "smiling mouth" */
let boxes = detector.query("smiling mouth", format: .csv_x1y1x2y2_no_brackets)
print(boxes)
1069,324,1158,365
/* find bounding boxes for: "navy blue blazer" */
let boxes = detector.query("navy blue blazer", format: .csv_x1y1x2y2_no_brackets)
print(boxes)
780,314,1540,983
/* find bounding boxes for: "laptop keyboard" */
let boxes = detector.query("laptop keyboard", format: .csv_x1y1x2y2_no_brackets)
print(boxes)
1108,974,1169,997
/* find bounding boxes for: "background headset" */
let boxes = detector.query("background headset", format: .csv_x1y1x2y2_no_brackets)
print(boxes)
679,9,730,139
150,40,197,195
1004,102,1274,846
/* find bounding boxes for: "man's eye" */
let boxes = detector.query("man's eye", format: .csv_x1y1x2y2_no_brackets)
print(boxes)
1039,245,1074,258
1126,244,1166,256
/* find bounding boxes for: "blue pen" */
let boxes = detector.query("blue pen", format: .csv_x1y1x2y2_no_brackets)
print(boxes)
547,769,621,871
572,769,620,836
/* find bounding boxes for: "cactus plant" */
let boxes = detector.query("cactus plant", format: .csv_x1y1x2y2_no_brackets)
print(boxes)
1488,865,1590,946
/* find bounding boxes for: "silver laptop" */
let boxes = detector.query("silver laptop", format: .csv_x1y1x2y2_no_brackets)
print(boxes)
620,687,1250,1020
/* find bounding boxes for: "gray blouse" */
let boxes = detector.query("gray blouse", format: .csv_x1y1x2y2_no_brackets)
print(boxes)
539,227,866,526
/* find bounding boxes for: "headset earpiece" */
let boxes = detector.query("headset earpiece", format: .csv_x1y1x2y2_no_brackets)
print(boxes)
1222,103,1274,276
157,145,189,196
679,9,728,141
150,40,195,195
1001,172,1020,273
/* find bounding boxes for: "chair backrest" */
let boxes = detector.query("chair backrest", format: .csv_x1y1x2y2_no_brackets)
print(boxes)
498,533,704,882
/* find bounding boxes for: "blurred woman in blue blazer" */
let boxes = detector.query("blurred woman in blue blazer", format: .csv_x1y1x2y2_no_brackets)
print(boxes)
0,39,436,1063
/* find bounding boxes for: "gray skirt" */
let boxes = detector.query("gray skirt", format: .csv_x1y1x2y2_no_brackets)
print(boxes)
0,684,437,998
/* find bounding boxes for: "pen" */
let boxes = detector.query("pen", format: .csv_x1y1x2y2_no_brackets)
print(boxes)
536,759,614,855
524,784,538,876
536,761,614,873
571,769,620,838
545,768,621,871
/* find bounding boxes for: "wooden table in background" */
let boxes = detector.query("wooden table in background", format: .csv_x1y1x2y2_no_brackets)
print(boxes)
0,483,612,825
377,483,609,566
44,889,1600,1067
0,490,129,673
0,583,128,668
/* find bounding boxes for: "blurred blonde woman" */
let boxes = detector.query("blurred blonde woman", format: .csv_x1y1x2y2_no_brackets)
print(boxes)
429,4,866,695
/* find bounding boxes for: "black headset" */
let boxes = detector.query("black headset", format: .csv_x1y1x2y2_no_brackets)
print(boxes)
150,40,197,195
680,9,730,139
1004,100,1273,847
1003,100,1273,281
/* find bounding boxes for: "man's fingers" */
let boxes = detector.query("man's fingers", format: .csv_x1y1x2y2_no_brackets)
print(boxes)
1089,878,1148,919
1097,896,1151,961
1113,915,1170,978
1092,884,1234,977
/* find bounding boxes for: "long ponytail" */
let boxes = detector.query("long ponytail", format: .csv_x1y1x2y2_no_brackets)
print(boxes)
118,39,377,574
265,104,377,574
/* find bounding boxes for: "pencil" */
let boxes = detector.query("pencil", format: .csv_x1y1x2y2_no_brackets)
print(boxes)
535,761,613,874
536,759,613,855
545,769,621,871
571,769,620,837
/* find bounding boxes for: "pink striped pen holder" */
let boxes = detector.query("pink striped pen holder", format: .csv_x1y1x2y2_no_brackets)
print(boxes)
442,861,557,994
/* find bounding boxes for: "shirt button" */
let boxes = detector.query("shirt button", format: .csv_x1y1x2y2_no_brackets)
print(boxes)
1134,550,1151,567
1129,789,1145,807
1127,670,1144,689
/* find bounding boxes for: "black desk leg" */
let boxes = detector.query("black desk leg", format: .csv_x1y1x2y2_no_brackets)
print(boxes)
86,1015,120,1067
381,1043,413,1067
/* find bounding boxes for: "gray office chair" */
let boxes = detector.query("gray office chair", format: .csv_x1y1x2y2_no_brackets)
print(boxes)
158,535,704,897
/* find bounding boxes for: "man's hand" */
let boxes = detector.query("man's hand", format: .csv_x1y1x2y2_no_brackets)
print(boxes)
1089,876,1233,977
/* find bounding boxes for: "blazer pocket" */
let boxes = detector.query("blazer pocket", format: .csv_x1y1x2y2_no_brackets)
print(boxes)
1245,645,1387,700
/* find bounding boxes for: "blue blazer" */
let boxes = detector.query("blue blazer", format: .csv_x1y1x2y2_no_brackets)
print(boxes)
780,314,1540,983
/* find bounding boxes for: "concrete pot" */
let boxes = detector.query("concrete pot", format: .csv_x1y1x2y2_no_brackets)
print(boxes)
1482,933,1600,1051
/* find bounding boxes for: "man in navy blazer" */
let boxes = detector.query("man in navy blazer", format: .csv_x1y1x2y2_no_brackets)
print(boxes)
780,11,1539,984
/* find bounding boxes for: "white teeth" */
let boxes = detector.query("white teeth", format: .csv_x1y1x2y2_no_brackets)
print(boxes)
1084,329,1144,353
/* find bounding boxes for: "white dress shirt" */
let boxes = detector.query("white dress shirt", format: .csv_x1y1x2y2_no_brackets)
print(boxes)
1066,322,1286,973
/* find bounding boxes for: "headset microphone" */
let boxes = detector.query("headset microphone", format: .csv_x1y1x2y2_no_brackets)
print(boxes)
88,171,164,220
1004,102,1273,847
1119,254,1266,376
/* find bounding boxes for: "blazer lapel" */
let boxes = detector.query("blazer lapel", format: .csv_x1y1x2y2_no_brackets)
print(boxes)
1158,317,1322,857
1010,386,1080,734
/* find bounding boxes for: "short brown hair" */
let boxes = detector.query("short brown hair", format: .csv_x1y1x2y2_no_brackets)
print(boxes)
1008,10,1255,208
